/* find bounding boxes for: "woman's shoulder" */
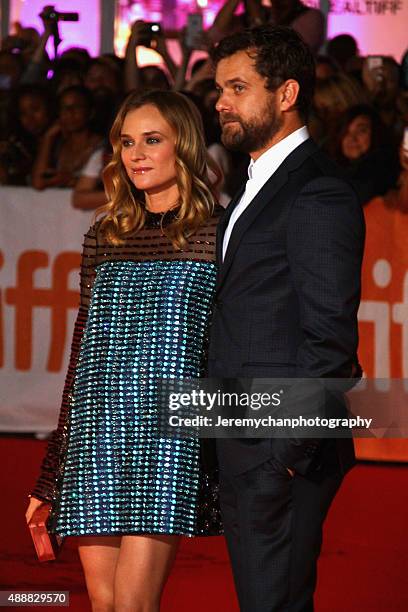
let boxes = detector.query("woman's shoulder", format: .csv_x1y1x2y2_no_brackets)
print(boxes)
213,203,225,218
196,204,224,234
210,203,225,224
84,217,104,244
185,205,224,257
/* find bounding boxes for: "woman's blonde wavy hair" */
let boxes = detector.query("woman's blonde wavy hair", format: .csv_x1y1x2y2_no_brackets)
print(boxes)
98,90,221,249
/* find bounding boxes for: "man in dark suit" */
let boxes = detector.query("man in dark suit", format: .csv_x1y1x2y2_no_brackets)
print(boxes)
208,26,365,611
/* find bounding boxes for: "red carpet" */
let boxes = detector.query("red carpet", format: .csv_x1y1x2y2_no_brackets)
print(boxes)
1,437,407,611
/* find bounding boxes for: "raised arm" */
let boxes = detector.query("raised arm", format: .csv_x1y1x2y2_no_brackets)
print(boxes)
124,21,176,93
209,0,241,40
153,27,177,81
20,18,53,85
124,21,144,93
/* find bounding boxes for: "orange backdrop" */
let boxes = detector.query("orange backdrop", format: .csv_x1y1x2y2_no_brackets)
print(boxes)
356,197,408,461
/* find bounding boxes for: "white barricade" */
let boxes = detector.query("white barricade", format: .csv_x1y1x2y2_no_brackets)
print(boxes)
0,187,94,431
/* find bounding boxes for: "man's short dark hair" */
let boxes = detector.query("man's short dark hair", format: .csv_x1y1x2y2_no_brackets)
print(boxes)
211,26,316,120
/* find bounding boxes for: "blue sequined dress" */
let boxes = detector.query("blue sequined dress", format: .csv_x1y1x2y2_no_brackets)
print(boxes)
32,209,222,537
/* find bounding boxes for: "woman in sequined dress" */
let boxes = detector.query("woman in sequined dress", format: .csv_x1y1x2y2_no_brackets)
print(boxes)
26,90,223,611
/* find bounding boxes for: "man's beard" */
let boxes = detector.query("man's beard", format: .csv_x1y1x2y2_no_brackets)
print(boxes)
220,103,283,154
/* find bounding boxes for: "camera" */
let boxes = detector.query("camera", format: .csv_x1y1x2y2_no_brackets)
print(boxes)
138,22,161,47
39,5,79,22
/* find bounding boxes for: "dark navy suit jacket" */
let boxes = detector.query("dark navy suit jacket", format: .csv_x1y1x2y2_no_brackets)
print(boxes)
208,138,365,476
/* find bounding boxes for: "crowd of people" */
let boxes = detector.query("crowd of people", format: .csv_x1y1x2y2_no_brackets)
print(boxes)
12,5,406,611
1,0,407,209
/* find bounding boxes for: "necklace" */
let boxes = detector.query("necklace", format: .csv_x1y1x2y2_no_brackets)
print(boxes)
144,207,179,229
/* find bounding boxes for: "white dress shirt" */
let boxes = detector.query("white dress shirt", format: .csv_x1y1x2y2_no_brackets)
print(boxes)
222,126,309,260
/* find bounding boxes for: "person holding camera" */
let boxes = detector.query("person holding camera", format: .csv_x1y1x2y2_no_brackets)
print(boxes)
209,0,325,53
124,21,175,94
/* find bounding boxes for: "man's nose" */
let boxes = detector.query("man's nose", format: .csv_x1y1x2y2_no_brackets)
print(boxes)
215,91,231,114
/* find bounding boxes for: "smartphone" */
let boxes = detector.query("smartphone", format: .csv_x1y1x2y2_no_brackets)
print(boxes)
139,22,162,48
186,13,203,49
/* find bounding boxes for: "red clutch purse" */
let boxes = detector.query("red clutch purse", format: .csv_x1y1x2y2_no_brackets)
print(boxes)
28,504,63,562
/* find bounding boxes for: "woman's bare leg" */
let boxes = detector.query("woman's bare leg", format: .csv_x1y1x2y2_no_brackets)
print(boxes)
77,536,121,612
114,534,181,612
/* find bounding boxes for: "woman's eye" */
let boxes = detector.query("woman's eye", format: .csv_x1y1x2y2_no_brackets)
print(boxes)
121,140,132,147
146,137,160,144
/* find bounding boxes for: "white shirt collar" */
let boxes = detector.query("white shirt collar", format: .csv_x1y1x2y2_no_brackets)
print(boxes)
247,125,309,181
222,126,309,261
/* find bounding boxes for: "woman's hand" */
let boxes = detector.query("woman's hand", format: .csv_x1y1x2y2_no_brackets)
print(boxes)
25,496,46,524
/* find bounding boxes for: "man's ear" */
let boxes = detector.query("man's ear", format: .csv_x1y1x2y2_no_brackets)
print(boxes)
279,80,300,112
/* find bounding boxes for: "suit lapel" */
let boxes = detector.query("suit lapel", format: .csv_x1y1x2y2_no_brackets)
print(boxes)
216,184,245,279
216,139,317,293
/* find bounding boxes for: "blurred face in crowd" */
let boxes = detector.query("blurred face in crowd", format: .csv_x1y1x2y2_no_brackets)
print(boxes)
59,91,90,133
380,61,400,104
85,63,119,96
204,88,219,113
0,52,22,89
55,70,83,94
120,104,178,197
18,93,50,136
141,67,170,91
215,50,283,159
341,114,372,160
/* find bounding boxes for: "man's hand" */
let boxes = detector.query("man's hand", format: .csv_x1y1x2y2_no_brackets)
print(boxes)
287,467,295,478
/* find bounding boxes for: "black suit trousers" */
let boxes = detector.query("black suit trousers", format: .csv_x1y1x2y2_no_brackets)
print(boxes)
218,448,344,612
